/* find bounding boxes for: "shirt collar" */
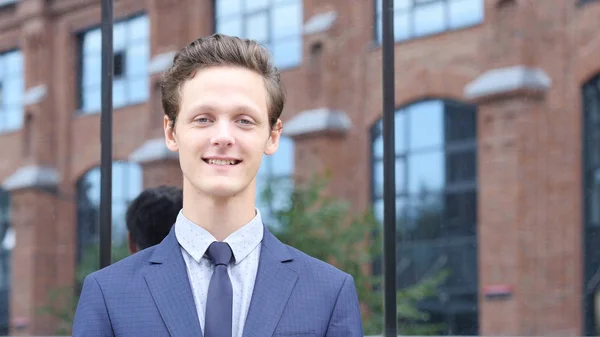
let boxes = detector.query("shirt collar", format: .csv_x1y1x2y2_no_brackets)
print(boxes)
175,208,264,265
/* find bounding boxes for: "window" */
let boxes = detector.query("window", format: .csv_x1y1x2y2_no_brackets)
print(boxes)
256,136,294,227
76,162,142,269
583,74,600,336
0,50,24,133
371,99,478,335
214,0,303,69
0,189,10,335
374,0,484,43
78,14,150,114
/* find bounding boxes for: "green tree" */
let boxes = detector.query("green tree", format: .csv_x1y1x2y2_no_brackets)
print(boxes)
262,174,446,335
38,241,130,335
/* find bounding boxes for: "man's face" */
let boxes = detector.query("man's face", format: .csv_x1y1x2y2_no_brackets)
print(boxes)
164,65,282,199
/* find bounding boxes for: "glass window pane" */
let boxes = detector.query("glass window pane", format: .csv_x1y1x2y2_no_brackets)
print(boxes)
373,135,383,159
396,0,410,10
373,160,383,198
592,171,600,225
445,101,476,142
586,85,600,125
113,79,126,108
395,11,410,41
272,137,294,176
271,177,293,211
113,22,127,51
272,38,302,69
129,15,149,41
246,12,269,43
126,43,149,76
395,110,406,153
396,160,405,194
127,77,149,104
447,150,476,184
408,150,445,194
409,100,444,150
83,29,101,54
449,0,484,29
413,2,446,37
3,106,22,131
83,55,101,87
376,15,382,43
405,194,443,240
272,2,302,39
374,198,384,224
445,190,477,236
216,0,242,18
245,0,269,12
216,18,243,37
2,77,23,105
4,51,22,76
81,87,101,113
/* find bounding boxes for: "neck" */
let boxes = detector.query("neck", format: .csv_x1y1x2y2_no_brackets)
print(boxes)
181,179,257,241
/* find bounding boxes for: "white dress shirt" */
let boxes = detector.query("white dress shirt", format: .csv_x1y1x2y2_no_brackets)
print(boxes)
174,209,263,337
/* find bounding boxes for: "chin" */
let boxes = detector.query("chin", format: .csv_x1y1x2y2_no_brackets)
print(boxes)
202,181,246,198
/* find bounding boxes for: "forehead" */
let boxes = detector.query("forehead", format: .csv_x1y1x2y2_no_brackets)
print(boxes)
179,66,269,118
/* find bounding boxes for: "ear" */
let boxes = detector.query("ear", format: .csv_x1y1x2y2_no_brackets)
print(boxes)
164,115,179,152
128,232,138,254
264,119,283,155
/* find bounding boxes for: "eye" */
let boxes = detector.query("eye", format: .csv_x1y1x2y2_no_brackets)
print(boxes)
238,118,254,125
194,117,211,123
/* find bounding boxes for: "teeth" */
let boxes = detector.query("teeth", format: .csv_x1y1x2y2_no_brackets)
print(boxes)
208,159,236,165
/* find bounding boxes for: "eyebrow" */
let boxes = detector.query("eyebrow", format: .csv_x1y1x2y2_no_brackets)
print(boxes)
189,103,261,117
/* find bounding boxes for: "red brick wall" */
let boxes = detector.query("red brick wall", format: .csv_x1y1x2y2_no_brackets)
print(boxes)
0,0,599,335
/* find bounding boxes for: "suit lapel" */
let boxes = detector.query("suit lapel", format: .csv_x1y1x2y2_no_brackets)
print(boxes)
242,228,299,337
143,229,203,337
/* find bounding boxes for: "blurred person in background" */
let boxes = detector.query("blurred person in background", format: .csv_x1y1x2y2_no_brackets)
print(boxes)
126,185,183,254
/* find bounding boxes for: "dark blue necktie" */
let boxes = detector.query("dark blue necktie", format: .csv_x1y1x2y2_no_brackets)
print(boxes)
204,241,233,337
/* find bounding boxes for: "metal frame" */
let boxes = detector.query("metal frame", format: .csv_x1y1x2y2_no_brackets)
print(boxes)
381,0,397,335
100,0,113,269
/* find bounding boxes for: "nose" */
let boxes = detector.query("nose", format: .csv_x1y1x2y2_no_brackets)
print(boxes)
210,121,235,147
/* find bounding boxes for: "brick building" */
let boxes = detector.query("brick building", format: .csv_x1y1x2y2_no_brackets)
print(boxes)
0,0,599,335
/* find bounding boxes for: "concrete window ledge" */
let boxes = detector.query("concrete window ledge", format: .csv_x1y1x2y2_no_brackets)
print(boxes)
282,108,352,138
129,138,178,164
304,10,337,35
464,65,552,101
2,165,60,191
23,84,47,106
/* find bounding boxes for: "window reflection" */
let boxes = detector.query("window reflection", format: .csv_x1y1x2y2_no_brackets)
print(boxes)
78,14,150,114
214,0,303,69
375,0,484,42
256,136,295,227
0,50,24,133
371,99,478,335
76,162,143,268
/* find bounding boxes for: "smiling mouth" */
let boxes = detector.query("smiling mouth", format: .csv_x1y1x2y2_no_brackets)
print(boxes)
203,159,242,166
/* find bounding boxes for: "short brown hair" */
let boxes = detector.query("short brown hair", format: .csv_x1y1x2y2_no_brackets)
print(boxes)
160,34,285,129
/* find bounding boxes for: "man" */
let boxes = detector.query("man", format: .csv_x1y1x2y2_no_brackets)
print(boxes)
73,34,363,337
125,185,183,254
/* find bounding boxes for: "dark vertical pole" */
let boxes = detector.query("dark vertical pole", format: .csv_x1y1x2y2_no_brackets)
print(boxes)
381,0,396,336
99,0,113,269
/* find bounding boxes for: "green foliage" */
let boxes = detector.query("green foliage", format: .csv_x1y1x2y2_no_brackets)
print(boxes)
38,241,130,335
261,174,447,335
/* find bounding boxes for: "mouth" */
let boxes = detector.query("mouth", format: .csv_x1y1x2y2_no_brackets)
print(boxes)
202,158,242,166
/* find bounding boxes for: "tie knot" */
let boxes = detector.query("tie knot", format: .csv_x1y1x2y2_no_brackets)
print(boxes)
206,241,233,266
